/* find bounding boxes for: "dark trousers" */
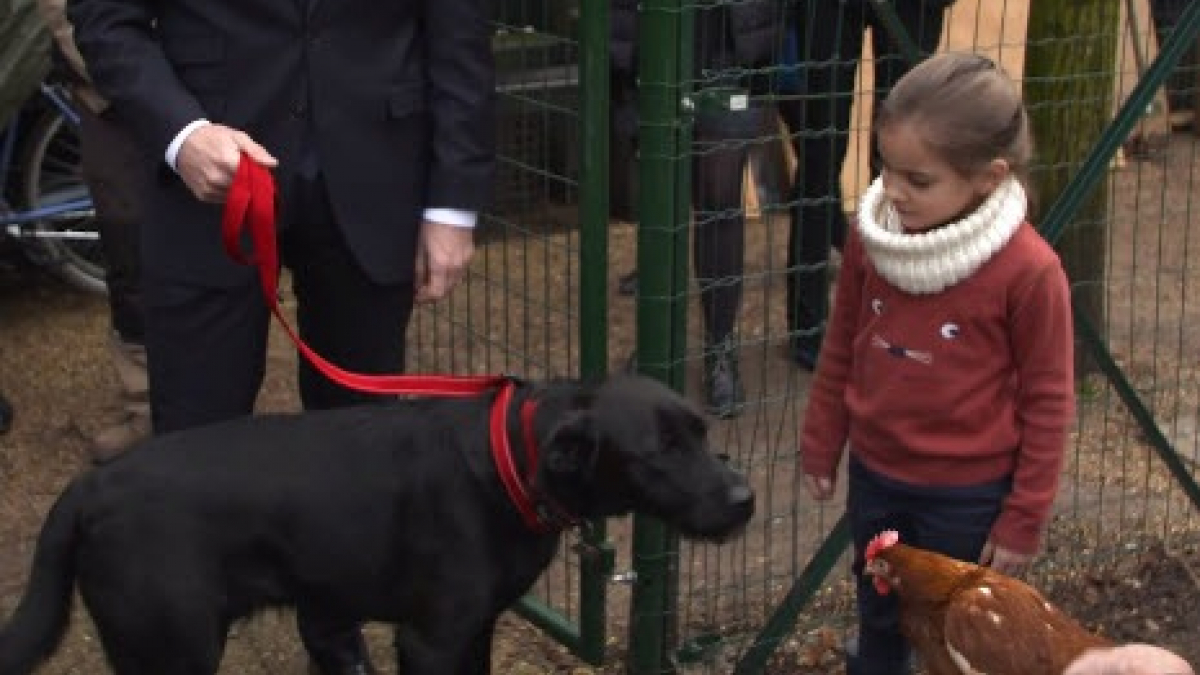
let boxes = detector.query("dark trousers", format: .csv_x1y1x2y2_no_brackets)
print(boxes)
144,171,415,669
778,0,947,353
846,457,1008,675
78,104,146,344
692,105,768,345
611,79,768,346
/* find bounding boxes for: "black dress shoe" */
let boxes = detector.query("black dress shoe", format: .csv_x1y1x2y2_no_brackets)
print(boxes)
704,338,745,418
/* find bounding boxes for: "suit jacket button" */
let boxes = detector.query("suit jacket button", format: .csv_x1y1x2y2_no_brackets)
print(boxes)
291,102,308,118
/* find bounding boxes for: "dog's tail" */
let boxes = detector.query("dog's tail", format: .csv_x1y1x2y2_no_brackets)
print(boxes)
0,478,84,675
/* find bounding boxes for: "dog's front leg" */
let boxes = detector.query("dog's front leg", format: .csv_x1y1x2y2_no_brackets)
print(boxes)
393,617,495,675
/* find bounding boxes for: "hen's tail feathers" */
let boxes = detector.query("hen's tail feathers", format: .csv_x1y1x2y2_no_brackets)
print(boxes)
0,480,84,675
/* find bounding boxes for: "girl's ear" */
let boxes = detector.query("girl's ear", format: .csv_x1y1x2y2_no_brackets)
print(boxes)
975,158,1011,195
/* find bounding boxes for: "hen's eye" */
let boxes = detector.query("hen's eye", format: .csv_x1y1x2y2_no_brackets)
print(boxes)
940,323,960,339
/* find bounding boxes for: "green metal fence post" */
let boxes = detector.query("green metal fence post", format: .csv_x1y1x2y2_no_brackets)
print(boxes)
734,516,852,675
577,0,614,664
628,0,691,671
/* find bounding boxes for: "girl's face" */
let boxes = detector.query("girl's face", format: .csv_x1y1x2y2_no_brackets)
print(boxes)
876,121,1006,233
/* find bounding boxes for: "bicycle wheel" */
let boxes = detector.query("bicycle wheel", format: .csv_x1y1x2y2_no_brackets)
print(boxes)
19,107,108,295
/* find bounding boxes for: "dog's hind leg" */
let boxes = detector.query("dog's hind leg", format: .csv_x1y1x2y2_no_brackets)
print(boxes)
91,617,226,675
393,617,495,675
82,587,227,675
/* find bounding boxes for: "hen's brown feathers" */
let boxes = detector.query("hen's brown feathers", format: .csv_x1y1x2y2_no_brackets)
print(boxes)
873,543,1111,675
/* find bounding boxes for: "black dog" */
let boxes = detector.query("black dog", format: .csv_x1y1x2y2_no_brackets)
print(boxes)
0,374,753,674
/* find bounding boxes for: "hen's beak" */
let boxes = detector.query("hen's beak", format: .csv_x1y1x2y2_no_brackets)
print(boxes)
864,559,892,595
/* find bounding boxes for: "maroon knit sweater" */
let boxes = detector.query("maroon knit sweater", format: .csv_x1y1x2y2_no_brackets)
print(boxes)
801,222,1074,554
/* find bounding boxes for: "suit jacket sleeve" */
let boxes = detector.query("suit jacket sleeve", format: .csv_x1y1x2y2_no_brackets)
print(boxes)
67,0,204,158
421,0,496,211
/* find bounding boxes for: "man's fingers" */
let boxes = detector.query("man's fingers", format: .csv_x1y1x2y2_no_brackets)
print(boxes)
415,221,474,303
234,133,278,167
418,270,451,303
177,125,271,202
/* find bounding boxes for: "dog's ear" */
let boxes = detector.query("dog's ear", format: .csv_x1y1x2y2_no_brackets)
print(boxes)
542,411,596,473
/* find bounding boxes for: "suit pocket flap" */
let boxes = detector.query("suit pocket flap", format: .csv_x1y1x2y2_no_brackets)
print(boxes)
165,36,225,65
386,85,426,118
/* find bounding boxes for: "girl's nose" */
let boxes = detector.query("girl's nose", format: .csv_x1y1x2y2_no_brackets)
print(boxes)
882,175,904,204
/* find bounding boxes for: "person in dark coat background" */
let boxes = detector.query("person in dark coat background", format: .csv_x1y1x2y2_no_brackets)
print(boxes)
611,0,784,418
779,0,954,369
65,0,496,672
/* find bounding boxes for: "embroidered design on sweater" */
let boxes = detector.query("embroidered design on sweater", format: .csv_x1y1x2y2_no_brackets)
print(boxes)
871,334,933,364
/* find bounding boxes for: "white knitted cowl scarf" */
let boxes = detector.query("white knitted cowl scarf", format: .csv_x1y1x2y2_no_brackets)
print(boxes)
856,175,1027,295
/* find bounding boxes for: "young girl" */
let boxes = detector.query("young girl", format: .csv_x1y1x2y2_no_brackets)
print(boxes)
799,52,1075,675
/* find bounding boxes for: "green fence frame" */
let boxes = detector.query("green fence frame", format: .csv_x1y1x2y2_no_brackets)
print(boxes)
619,1,1200,673
470,0,1200,671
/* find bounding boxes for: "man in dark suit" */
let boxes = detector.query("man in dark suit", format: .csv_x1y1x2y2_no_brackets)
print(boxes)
65,0,496,672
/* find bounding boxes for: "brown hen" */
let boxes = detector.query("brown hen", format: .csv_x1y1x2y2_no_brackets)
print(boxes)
863,530,1111,675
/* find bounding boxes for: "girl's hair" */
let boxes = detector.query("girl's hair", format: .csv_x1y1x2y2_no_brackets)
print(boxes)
876,52,1033,185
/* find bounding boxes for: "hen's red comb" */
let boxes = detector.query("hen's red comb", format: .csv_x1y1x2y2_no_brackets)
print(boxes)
865,530,900,562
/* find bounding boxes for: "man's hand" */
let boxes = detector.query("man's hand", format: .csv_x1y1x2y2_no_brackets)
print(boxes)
978,539,1033,576
176,124,277,203
414,220,474,303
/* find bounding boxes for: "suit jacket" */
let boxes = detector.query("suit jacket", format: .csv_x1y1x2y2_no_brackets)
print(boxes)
67,0,496,286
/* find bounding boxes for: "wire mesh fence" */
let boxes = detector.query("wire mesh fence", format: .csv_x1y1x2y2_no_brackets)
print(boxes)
407,0,1200,672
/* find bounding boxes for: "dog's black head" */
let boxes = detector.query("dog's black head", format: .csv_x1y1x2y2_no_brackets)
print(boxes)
537,374,754,541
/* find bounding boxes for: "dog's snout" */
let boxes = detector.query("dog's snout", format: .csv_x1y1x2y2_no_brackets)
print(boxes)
727,483,754,509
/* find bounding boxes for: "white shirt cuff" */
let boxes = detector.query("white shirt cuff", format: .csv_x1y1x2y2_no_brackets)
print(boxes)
165,119,211,171
422,208,476,228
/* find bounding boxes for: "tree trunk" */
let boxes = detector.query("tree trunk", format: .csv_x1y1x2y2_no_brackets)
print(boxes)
1024,0,1121,375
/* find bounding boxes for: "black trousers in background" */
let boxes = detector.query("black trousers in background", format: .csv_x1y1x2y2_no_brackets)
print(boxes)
611,79,770,347
143,171,415,670
692,105,769,346
78,104,146,344
778,0,948,354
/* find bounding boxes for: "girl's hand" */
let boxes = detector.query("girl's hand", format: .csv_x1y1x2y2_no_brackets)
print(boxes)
978,539,1033,576
804,474,834,501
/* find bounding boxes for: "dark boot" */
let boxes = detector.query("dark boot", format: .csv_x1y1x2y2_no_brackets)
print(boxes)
704,337,745,418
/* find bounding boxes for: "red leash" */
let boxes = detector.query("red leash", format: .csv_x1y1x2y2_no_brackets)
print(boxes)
221,154,565,531
221,156,507,397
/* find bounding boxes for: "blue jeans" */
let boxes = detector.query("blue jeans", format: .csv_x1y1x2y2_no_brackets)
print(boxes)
846,456,1010,675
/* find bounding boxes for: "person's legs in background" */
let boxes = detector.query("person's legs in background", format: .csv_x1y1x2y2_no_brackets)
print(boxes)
783,0,864,370
692,106,766,418
868,0,949,163
77,104,150,460
611,75,641,297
